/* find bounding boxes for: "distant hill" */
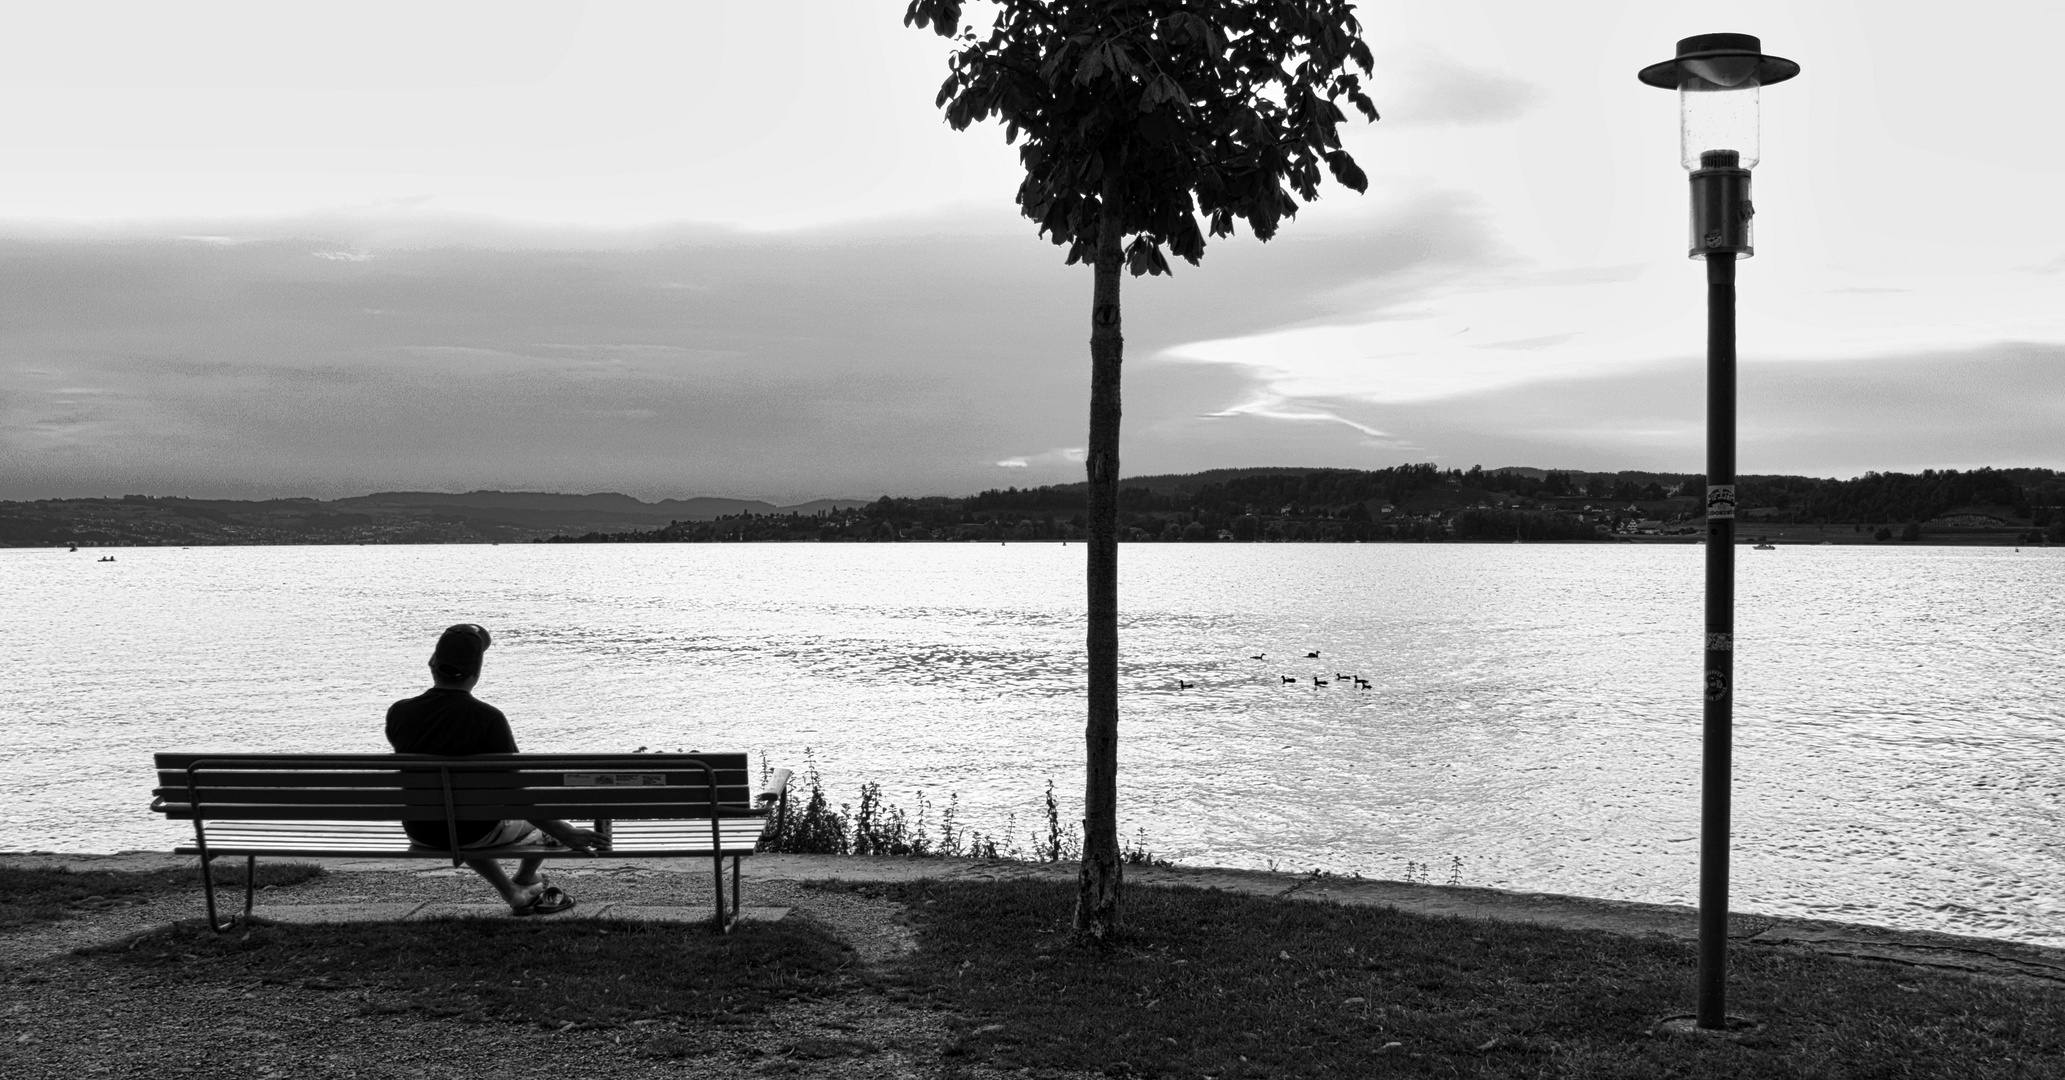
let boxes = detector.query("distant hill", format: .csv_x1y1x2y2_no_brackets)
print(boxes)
0,489,872,547
335,490,833,520
338,490,665,513
1036,467,1332,497
6,465,2060,547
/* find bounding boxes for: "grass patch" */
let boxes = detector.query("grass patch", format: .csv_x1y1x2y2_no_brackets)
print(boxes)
0,862,324,931
80,914,861,1032
878,878,2065,1079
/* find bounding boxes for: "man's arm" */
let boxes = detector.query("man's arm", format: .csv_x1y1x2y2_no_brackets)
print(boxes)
480,706,602,848
529,819,606,853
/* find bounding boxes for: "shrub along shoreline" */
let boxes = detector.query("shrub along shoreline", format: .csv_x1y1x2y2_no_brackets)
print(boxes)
757,755,1171,869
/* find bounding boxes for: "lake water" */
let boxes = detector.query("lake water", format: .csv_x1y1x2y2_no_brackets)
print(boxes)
3,542,2060,946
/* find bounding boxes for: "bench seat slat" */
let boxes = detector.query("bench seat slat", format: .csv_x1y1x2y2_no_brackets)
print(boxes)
153,786,755,807
156,752,750,769
156,803,770,821
181,819,769,857
156,769,753,790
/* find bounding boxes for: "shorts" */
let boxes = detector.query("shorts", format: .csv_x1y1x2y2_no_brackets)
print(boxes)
461,820,545,850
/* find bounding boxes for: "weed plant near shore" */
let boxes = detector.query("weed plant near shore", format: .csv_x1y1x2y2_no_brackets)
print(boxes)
757,752,1479,885
758,752,1168,868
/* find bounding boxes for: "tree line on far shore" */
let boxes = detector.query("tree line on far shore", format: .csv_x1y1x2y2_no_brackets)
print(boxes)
540,464,2065,546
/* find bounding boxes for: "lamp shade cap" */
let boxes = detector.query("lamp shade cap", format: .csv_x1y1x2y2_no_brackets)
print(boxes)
1638,33,1800,89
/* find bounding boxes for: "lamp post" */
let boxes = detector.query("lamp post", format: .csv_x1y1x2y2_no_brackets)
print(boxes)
1638,33,1799,1032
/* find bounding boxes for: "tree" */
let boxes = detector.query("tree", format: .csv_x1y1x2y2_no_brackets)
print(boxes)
906,0,1378,938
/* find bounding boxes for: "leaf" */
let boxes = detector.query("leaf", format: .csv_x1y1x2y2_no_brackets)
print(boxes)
1107,42,1144,80
1171,215,1205,265
1325,150,1368,193
1075,42,1107,86
902,0,961,36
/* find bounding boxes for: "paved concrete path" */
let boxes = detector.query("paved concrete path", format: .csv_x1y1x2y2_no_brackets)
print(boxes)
257,901,794,924
10,850,2063,986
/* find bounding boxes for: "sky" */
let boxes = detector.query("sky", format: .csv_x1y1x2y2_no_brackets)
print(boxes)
2,0,2060,503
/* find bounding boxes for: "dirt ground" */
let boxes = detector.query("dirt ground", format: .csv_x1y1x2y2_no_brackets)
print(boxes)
3,852,2060,1079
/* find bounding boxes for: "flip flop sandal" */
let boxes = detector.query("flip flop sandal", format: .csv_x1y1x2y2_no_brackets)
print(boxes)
520,886,576,916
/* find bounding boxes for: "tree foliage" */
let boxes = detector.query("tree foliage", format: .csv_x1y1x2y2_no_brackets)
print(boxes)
905,0,1378,274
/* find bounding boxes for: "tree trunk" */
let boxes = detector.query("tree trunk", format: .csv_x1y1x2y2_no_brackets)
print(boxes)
1074,192,1125,940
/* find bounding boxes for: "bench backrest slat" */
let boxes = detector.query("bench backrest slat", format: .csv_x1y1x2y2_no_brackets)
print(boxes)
153,803,770,821
153,768,751,791
156,752,750,768
151,786,756,808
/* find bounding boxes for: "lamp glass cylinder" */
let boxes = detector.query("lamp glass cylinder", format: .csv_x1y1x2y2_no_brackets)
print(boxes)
1680,74,1760,170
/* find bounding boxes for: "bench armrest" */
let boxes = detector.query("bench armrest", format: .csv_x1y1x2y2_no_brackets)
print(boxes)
754,768,793,852
757,769,792,807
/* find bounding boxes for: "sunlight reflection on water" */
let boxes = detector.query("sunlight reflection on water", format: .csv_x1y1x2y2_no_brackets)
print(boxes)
2,542,2060,945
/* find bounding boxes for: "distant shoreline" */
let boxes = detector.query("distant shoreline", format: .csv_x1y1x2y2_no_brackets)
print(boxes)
7,463,2060,549
10,534,2054,549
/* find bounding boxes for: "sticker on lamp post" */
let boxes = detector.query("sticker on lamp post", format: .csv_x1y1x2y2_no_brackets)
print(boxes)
1704,669,1729,701
1706,485,1737,520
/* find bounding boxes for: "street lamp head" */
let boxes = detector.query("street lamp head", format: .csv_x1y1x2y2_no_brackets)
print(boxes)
1639,34,1800,171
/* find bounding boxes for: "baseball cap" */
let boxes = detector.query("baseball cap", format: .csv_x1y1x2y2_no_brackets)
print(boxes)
430,623,492,677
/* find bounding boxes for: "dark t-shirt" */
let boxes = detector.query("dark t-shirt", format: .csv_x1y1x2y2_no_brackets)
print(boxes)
385,688,519,848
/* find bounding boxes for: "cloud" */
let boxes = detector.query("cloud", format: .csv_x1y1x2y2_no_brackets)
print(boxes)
991,447,1086,473
1347,343,2065,476
1369,46,1540,128
3,192,2058,504
1201,398,1399,442
1158,263,1678,404
1156,258,2065,412
0,220,1096,501
0,194,1511,501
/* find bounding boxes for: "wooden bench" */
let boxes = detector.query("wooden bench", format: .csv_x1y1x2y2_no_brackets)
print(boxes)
150,752,791,932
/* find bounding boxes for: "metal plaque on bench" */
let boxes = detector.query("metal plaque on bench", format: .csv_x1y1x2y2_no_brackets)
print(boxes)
562,773,668,786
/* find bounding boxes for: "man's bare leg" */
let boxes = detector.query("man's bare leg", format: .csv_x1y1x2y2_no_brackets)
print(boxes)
465,859,544,913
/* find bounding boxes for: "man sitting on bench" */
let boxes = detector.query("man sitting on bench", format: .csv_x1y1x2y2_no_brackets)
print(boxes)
386,623,605,915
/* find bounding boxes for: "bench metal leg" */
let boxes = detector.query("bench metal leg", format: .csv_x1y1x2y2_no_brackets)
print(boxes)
731,855,742,930
711,850,729,931
198,853,255,934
